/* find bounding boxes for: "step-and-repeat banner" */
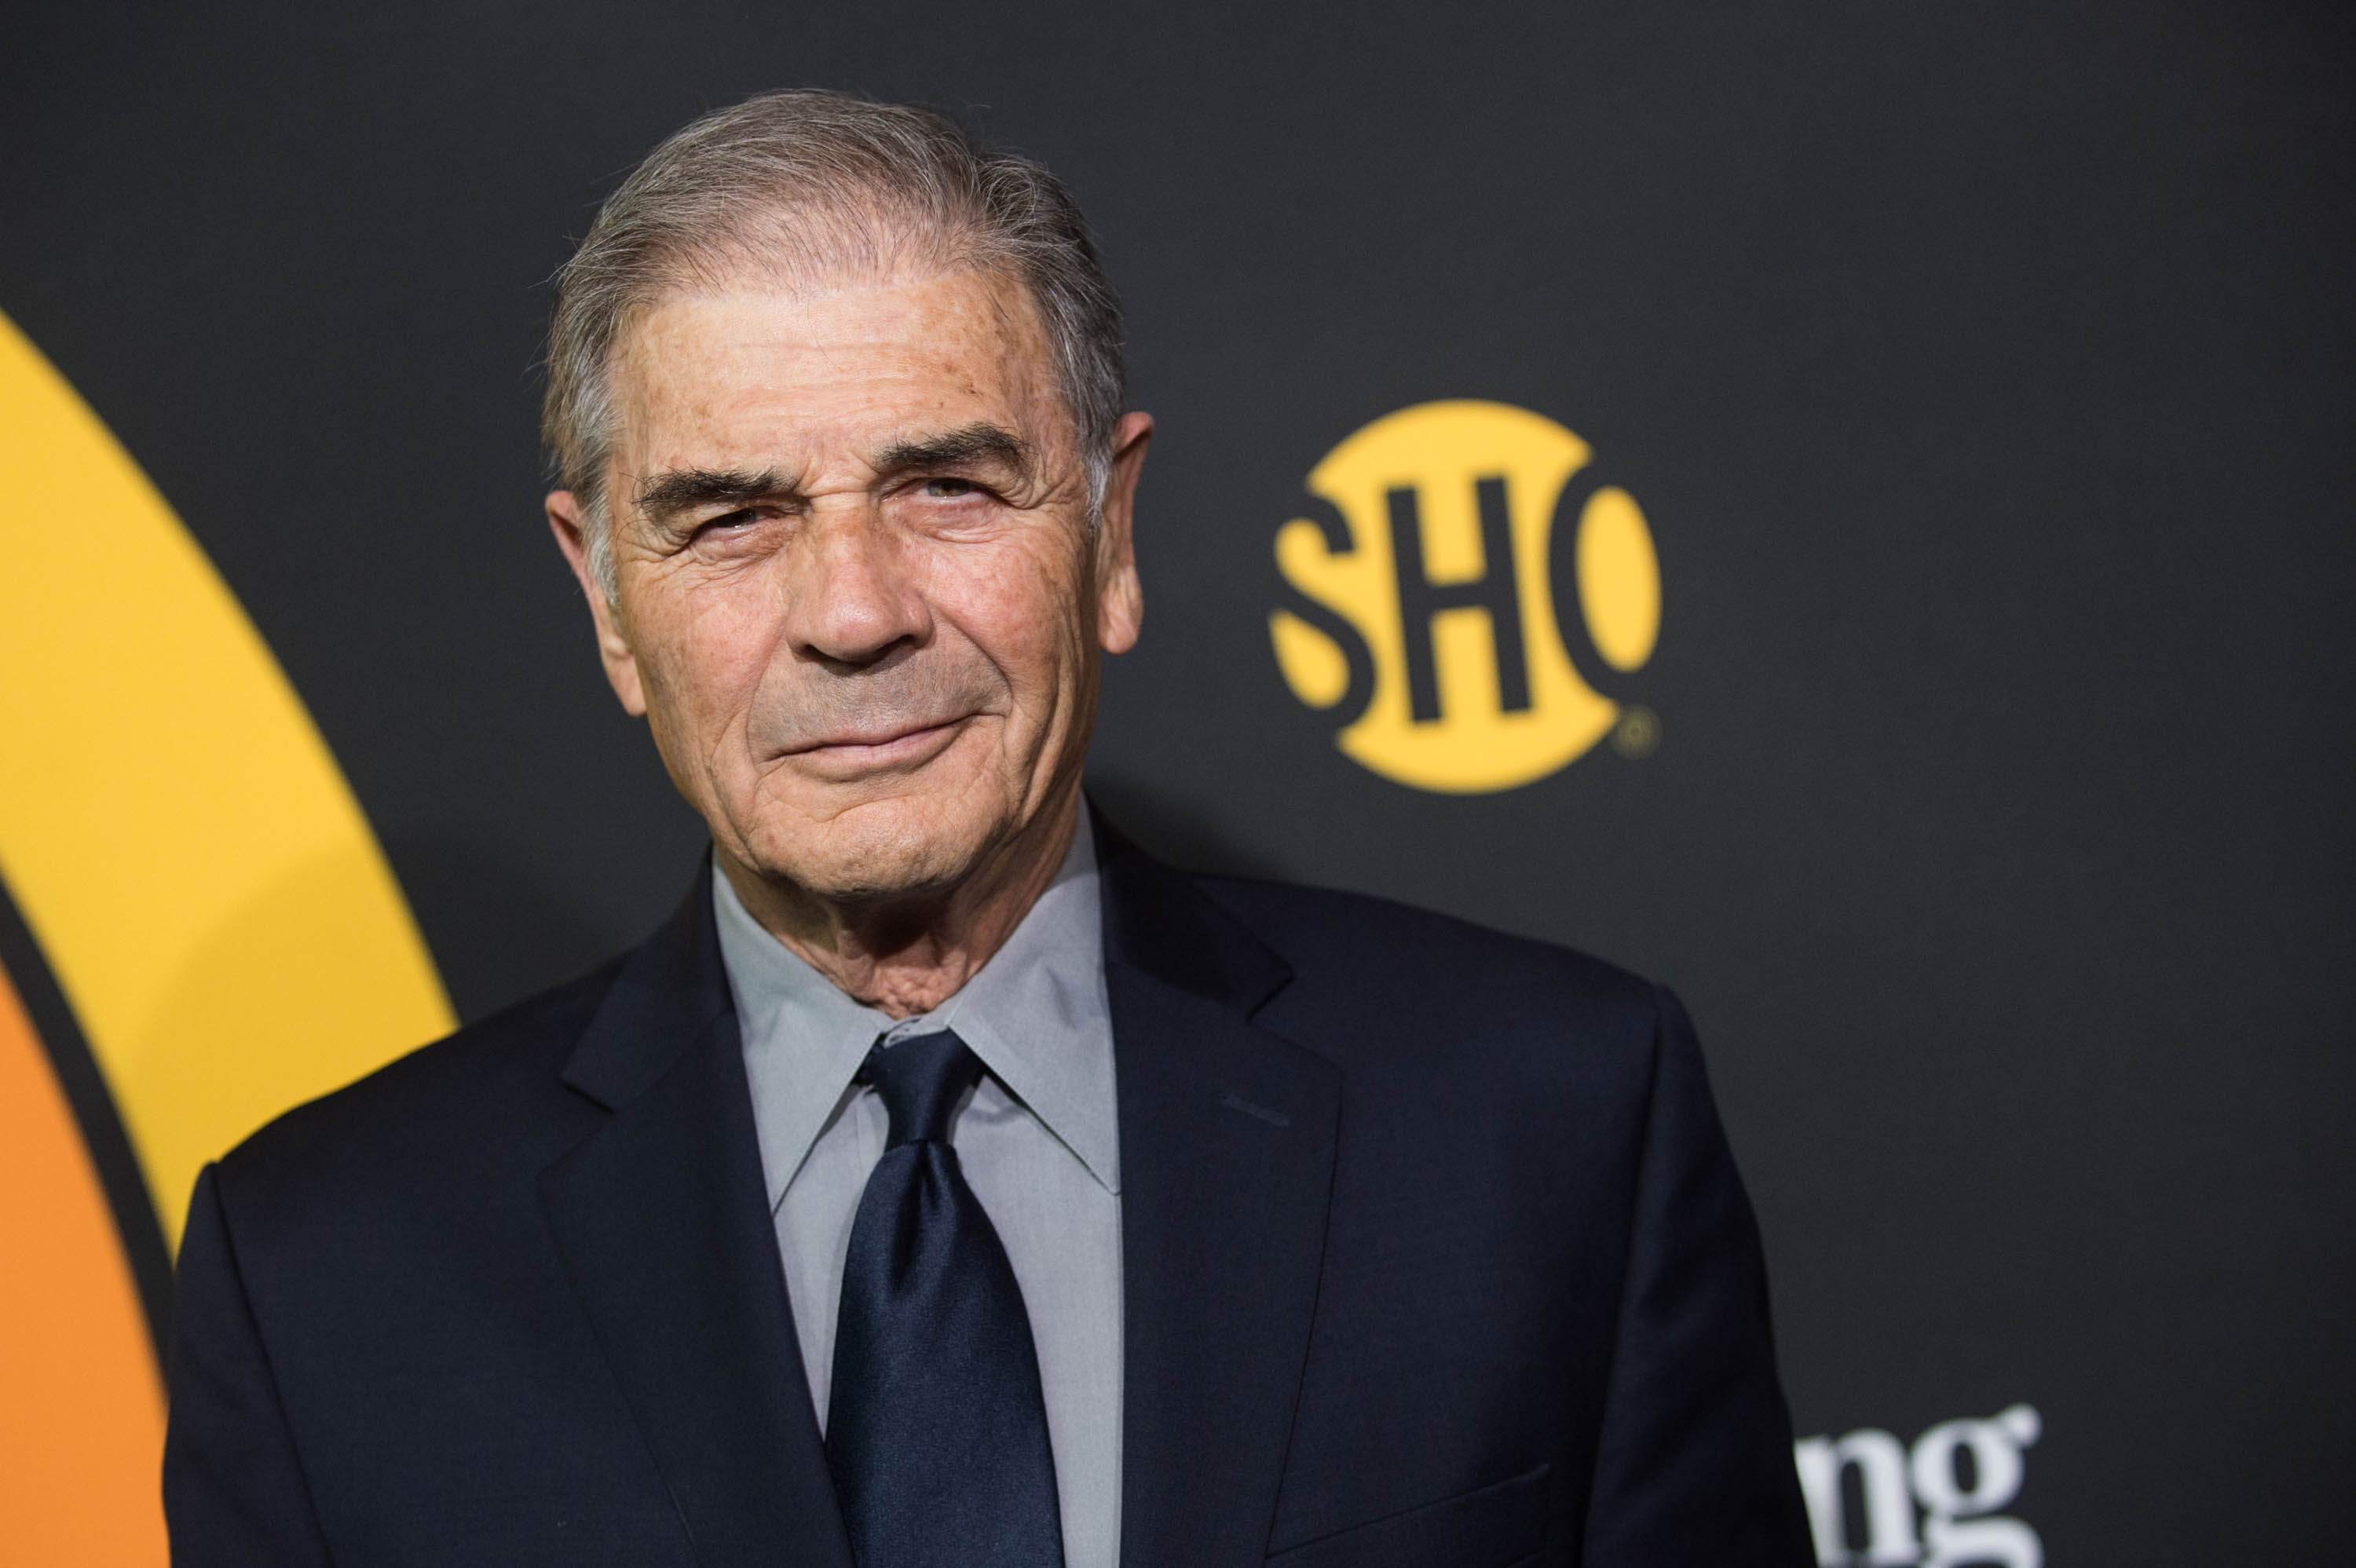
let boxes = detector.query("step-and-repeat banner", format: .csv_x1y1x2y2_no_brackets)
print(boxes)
3,3,2348,1561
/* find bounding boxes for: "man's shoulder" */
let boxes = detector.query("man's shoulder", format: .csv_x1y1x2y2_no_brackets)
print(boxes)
1176,869,1681,1152
209,957,624,1235
1183,872,1670,1070
1193,871,1657,1011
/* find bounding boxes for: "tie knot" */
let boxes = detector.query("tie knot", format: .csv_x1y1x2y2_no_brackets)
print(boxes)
860,1030,984,1149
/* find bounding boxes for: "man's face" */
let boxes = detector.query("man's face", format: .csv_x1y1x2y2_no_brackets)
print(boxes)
549,267,1147,907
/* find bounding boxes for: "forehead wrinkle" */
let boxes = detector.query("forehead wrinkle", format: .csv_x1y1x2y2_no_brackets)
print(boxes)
609,271,1072,497
632,244,1052,371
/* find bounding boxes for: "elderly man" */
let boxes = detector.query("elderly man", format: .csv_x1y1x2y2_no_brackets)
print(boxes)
164,91,1812,1567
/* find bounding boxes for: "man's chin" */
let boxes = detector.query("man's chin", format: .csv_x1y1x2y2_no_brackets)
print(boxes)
737,790,1003,906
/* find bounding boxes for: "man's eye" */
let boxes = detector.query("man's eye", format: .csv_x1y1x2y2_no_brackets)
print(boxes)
696,509,757,534
923,477,978,499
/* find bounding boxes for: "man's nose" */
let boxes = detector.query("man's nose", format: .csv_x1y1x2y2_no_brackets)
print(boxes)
781,506,931,667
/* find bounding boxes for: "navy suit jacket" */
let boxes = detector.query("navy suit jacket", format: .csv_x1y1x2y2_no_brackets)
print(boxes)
165,823,1813,1566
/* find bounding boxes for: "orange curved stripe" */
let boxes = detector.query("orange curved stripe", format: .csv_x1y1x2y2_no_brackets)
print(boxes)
0,963,167,1566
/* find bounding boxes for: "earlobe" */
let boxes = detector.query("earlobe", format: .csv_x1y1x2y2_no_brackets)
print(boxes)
545,490,649,717
1097,561,1143,656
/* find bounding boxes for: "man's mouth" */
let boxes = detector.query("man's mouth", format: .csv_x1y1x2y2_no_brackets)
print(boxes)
780,715,972,779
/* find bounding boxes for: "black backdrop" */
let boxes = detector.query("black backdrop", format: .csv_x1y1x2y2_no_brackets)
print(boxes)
5,2,2350,1558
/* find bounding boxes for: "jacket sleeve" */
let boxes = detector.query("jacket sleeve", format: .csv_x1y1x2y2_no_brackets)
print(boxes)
163,1162,335,1566
1579,987,1816,1566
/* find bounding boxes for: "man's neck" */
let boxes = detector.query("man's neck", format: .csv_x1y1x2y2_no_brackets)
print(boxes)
717,794,1083,1019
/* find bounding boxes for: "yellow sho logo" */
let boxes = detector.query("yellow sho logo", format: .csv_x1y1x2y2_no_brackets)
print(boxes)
1269,400,1663,793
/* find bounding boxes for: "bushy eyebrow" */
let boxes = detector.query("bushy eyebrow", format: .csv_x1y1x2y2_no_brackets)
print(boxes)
873,422,1031,479
635,467,788,523
631,423,1028,525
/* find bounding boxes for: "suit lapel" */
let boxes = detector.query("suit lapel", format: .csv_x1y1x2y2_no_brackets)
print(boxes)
540,869,853,1568
1099,822,1342,1568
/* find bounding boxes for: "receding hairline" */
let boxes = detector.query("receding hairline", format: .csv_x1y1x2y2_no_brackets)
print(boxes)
616,182,1012,301
609,226,1059,348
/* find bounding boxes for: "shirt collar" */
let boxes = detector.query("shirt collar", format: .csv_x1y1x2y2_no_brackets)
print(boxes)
715,815,1118,1205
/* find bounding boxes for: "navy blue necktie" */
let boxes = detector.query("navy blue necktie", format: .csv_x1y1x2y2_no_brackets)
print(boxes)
826,1029,1065,1568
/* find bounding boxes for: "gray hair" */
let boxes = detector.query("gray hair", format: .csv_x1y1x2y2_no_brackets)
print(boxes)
542,90,1125,596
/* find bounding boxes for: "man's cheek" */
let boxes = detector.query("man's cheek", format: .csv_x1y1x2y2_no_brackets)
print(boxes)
635,636,736,773
671,607,764,701
975,553,1087,673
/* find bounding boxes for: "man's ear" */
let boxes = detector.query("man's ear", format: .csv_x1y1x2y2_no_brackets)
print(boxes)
545,490,649,716
1093,411,1152,656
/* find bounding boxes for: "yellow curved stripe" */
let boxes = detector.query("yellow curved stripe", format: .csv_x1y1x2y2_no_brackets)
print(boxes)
0,309,453,1249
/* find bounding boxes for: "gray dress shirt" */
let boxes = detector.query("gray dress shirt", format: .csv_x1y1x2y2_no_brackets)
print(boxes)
713,819,1123,1568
